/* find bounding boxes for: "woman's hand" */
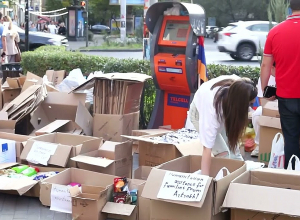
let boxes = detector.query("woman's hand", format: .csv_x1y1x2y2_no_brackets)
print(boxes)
266,96,276,101
201,146,212,176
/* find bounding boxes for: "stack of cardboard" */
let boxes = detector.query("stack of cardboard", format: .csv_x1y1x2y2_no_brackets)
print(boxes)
2,75,26,105
72,73,151,141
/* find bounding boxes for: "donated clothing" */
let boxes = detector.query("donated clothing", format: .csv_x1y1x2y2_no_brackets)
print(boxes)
188,75,243,160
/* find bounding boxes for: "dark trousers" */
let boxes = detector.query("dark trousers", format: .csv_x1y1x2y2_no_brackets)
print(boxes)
278,97,300,169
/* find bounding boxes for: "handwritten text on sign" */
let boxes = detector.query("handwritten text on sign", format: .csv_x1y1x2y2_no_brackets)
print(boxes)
50,184,72,214
157,171,209,202
26,141,58,166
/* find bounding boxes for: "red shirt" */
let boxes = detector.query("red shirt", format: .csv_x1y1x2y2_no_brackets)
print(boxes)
264,15,300,98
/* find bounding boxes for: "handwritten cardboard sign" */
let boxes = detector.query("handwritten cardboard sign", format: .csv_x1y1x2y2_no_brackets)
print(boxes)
157,171,209,202
26,141,58,166
50,184,72,213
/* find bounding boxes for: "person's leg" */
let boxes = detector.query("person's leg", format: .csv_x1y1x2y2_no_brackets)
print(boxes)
251,106,263,157
278,98,300,169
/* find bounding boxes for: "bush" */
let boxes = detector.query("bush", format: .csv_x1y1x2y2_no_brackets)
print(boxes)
34,45,66,52
20,47,260,128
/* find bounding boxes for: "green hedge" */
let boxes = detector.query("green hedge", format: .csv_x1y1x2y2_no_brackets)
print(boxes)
21,46,260,128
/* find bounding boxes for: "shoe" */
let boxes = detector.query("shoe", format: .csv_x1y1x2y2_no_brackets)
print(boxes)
251,146,259,157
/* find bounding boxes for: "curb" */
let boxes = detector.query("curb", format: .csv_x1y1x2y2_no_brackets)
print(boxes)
72,49,143,52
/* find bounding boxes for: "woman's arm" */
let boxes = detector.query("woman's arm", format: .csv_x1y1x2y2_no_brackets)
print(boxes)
201,147,212,175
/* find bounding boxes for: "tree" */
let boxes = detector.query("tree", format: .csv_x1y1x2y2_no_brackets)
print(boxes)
88,0,119,25
45,0,72,11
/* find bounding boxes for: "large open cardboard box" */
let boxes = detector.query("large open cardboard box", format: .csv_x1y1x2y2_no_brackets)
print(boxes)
222,168,300,219
39,168,117,206
71,140,133,177
123,134,206,167
0,163,65,197
141,155,246,220
259,101,281,165
20,133,102,168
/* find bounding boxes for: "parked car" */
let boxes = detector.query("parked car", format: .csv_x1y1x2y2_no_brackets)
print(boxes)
205,26,217,38
217,21,277,61
89,25,110,34
16,26,68,52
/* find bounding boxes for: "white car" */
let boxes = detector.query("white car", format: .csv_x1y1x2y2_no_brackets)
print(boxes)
217,21,277,61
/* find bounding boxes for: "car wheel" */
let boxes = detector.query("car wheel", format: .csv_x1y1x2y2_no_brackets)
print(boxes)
229,54,240,60
237,43,254,61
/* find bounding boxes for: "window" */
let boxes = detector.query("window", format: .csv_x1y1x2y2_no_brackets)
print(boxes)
248,24,270,32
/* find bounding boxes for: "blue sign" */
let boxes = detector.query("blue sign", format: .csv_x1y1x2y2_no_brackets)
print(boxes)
2,143,8,152
167,94,190,108
109,0,144,5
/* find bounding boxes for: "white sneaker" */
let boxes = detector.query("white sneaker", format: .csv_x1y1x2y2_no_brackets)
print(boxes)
251,146,259,157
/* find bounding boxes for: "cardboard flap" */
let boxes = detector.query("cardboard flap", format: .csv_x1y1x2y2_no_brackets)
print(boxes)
141,168,212,208
79,139,103,154
75,102,93,136
102,202,136,216
0,176,37,195
71,155,115,167
175,139,204,156
222,183,300,217
35,120,71,135
69,185,81,197
121,135,170,144
71,73,152,92
20,140,72,167
259,116,281,129
0,162,18,169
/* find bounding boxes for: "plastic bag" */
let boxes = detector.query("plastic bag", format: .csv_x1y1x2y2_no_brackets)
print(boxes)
215,167,230,181
268,133,285,169
245,161,265,171
56,68,86,93
287,155,300,171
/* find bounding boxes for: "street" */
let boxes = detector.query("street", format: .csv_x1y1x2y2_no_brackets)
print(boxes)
81,39,260,67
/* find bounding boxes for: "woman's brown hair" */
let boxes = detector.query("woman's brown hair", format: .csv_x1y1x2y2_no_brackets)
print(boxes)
212,78,257,152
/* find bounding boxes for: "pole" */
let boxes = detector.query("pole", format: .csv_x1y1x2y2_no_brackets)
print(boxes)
120,0,126,42
25,0,29,51
85,0,88,47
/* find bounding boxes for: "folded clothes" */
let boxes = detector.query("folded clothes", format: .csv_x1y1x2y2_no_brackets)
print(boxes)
149,128,199,144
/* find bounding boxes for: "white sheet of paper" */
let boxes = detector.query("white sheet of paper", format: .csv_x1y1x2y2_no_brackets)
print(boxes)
157,171,209,202
0,176,12,188
0,139,16,163
50,184,72,214
26,141,58,166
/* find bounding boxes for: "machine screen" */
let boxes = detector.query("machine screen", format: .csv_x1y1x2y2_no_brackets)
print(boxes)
163,20,189,42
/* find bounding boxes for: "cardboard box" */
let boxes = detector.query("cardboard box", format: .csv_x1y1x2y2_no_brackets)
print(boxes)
70,185,110,220
131,129,172,154
102,178,146,220
0,163,65,197
123,134,206,167
262,101,279,118
45,70,66,87
141,155,246,220
133,166,152,180
222,168,300,219
20,133,101,168
93,111,139,142
0,112,16,134
71,141,133,177
0,132,30,162
40,168,117,206
30,93,91,135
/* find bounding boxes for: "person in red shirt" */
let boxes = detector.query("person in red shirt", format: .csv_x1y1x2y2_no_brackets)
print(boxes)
261,0,300,169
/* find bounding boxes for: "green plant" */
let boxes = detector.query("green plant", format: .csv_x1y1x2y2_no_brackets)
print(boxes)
34,45,67,53
20,47,261,128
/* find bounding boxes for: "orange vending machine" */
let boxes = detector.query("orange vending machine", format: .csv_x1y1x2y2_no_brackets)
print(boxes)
146,2,206,129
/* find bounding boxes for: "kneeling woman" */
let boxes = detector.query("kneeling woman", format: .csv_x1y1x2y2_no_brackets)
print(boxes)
189,75,257,175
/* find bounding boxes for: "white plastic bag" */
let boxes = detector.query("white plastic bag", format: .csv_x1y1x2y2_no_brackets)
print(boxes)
268,133,285,169
245,161,265,171
287,155,300,171
56,68,86,93
215,167,230,181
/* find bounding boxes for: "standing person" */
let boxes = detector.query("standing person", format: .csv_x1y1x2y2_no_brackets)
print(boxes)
251,63,276,157
2,16,20,63
188,75,257,175
261,0,300,169
29,23,37,31
48,21,57,34
43,24,49,33
58,22,66,35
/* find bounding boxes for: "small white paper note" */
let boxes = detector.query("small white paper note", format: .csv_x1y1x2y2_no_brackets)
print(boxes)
157,171,209,202
0,139,16,163
26,141,58,166
50,184,72,214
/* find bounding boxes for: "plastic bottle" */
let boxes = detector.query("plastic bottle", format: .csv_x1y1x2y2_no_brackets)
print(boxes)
12,165,29,174
21,167,40,177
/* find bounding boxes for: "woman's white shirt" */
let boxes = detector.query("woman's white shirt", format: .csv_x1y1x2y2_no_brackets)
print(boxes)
192,75,240,149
